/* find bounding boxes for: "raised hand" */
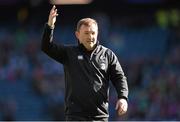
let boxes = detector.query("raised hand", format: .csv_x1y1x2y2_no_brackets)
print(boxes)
48,5,59,28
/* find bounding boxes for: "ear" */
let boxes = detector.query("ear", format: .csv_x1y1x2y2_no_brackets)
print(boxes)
75,31,81,43
75,31,79,39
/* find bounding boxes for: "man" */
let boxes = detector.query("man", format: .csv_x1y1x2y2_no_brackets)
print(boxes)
41,5,129,121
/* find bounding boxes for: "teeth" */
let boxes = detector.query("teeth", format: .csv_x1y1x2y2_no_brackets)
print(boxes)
87,40,93,42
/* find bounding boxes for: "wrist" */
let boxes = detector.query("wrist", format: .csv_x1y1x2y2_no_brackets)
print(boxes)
118,96,128,102
47,22,55,29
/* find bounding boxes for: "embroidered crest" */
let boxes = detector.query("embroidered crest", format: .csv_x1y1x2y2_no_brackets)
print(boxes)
77,55,83,60
100,63,106,70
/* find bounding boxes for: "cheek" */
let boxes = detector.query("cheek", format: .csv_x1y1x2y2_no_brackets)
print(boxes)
79,39,83,44
93,35,98,40
77,35,83,42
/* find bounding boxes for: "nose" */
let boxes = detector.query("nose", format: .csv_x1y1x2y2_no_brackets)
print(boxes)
88,33,93,39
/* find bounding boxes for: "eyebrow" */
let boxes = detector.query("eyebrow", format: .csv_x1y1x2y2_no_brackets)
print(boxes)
84,30,95,32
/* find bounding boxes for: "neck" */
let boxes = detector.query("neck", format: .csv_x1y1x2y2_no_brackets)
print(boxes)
79,44,97,53
86,46,96,51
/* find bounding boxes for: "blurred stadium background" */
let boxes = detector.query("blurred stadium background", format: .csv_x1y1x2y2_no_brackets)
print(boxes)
0,0,180,121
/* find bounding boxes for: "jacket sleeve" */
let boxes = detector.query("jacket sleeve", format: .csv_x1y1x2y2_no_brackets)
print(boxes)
41,23,67,64
108,50,129,100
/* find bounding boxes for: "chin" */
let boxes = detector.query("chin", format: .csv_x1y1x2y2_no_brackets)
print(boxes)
85,44,95,50
90,45,94,49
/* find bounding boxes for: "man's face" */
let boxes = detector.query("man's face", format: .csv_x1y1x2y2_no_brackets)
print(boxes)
75,23,98,51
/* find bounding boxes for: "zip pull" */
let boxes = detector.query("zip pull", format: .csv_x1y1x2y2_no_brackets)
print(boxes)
90,46,97,60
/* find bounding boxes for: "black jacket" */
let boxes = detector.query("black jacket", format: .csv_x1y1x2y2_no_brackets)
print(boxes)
41,24,128,118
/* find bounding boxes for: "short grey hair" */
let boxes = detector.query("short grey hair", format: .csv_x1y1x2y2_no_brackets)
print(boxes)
76,18,98,31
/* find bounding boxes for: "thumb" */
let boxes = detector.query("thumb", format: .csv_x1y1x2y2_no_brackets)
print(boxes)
115,102,119,110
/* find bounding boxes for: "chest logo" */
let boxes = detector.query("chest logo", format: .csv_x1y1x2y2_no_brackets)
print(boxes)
100,63,106,70
77,55,84,60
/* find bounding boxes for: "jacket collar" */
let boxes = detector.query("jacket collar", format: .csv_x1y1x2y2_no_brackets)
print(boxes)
78,40,100,54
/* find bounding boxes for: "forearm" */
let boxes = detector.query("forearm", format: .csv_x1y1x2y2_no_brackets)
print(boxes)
112,75,129,100
109,51,129,100
41,23,54,53
41,23,67,64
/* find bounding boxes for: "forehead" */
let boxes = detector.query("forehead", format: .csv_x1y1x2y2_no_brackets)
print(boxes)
79,23,98,32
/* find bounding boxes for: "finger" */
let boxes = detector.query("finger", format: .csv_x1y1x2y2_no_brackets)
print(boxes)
118,107,125,115
54,9,58,14
118,106,123,113
53,5,56,9
118,110,125,116
52,12,58,17
115,103,118,110
117,104,125,115
50,5,56,13
52,9,58,15
51,6,55,12
115,101,120,110
118,105,127,115
52,14,58,18
115,101,122,110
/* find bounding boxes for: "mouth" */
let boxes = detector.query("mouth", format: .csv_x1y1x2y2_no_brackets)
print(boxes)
87,40,94,43
87,41,93,43
87,41,94,45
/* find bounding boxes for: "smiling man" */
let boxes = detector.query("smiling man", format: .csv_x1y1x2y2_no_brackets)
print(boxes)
75,18,98,51
41,5,129,121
